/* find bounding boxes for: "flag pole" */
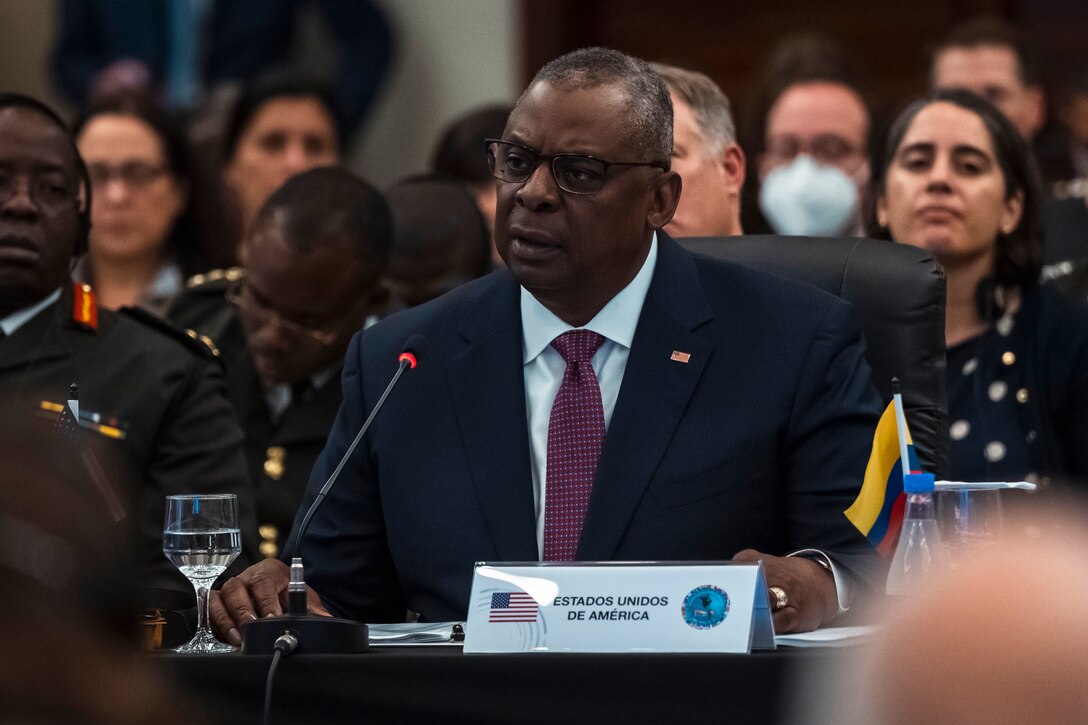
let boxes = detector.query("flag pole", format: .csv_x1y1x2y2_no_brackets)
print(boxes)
891,377,912,482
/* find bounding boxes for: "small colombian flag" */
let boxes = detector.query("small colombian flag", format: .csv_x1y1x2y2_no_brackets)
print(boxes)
844,392,922,557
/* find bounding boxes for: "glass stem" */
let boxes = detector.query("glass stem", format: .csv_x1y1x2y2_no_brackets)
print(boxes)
192,580,211,633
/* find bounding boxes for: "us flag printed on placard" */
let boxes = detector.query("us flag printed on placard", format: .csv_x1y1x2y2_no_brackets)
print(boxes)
489,592,538,622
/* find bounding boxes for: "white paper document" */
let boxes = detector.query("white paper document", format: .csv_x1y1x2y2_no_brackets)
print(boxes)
773,625,878,648
367,621,464,646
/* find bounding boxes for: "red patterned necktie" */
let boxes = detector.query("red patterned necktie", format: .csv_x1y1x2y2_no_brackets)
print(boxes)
543,329,607,561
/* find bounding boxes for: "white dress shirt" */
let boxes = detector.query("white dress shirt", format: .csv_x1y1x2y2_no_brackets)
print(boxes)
262,314,381,421
0,288,61,337
521,234,658,557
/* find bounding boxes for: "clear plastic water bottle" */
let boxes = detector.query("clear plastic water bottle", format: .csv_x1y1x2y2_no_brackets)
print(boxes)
886,473,949,596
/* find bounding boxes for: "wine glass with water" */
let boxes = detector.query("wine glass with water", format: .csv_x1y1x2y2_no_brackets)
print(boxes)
163,494,241,653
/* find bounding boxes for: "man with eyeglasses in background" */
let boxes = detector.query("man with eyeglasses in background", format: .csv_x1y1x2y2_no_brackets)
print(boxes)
169,167,392,560
749,33,872,238
213,47,882,641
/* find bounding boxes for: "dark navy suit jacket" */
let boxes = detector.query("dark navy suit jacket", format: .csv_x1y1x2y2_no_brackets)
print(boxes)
289,233,883,623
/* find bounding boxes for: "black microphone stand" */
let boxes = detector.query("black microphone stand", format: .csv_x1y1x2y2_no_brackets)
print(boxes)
241,339,424,655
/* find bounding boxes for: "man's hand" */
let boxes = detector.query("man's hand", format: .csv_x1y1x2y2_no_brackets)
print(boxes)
210,559,331,647
732,549,837,634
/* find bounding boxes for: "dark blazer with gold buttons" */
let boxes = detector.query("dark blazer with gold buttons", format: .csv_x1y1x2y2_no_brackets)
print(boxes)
966,284,1088,488
168,275,344,559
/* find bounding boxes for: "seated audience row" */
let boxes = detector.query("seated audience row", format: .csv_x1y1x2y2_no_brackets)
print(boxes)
4,19,1088,651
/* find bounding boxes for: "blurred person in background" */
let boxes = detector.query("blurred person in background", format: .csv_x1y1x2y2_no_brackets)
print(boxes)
930,18,1049,168
74,97,233,313
799,510,1088,724
221,76,341,246
0,438,205,724
52,0,392,139
0,93,257,603
385,176,492,307
867,89,1088,488
1040,71,1088,267
431,104,512,264
929,18,1088,266
168,168,392,559
651,62,745,239
746,33,872,237
1057,72,1088,182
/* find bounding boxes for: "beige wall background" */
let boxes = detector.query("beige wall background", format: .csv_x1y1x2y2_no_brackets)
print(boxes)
0,0,520,188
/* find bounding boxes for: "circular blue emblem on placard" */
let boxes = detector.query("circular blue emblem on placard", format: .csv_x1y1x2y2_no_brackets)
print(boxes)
682,585,730,630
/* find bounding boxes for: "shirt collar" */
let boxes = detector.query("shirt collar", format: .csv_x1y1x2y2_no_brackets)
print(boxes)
521,232,658,363
0,288,62,337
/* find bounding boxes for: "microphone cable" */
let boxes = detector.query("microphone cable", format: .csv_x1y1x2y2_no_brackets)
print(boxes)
262,631,298,725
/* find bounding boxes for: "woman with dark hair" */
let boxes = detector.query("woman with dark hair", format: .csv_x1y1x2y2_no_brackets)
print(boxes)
221,77,341,241
867,88,1088,486
75,98,233,312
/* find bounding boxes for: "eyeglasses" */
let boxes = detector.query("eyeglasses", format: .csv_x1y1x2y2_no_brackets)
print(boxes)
485,138,668,195
0,169,78,210
226,279,368,345
87,162,169,189
764,133,863,169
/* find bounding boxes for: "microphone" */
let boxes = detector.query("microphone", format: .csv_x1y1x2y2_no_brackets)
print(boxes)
289,333,426,561
241,335,427,655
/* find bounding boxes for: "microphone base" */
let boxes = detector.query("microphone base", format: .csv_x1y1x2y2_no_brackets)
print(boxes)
240,615,369,655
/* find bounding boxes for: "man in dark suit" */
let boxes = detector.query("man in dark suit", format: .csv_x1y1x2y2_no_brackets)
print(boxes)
213,47,882,640
168,167,393,560
0,94,256,598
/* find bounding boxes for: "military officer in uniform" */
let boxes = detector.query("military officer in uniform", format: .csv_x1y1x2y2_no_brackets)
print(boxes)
0,94,257,602
168,167,392,558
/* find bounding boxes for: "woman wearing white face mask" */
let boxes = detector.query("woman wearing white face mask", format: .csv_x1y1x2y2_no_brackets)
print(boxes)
757,80,872,237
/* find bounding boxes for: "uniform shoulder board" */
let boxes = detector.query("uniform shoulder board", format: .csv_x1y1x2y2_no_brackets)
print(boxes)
119,306,222,358
185,267,244,290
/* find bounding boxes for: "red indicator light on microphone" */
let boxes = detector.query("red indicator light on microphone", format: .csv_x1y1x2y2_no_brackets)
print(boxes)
398,351,418,369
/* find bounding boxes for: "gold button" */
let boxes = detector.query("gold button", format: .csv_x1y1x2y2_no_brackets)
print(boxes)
198,334,220,357
259,541,279,558
1002,351,1016,365
258,524,278,541
264,446,286,480
1016,388,1028,403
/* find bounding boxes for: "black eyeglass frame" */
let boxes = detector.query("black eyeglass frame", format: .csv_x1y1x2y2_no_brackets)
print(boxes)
226,278,370,346
484,138,668,195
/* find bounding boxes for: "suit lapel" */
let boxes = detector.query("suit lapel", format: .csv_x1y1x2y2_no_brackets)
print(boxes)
448,273,538,560
578,234,715,560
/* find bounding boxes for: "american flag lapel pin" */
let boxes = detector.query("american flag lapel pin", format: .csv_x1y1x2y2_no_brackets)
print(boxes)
670,351,691,363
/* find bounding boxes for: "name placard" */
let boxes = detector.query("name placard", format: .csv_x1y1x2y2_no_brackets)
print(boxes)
463,561,775,653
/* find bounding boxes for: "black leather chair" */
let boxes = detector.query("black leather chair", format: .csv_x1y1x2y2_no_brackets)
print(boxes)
679,235,950,477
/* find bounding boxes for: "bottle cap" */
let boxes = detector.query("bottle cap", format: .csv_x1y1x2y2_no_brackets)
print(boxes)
904,472,935,493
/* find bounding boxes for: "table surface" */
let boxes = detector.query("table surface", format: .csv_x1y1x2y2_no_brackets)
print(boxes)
154,644,851,725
